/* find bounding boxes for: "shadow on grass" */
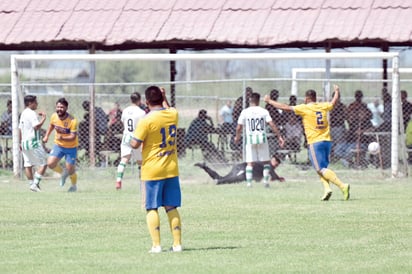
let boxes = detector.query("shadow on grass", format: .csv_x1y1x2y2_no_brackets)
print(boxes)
182,246,239,252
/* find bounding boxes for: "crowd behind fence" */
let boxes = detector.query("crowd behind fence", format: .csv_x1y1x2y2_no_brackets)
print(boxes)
2,77,412,178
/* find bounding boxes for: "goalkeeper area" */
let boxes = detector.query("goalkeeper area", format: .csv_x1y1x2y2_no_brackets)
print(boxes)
9,51,411,180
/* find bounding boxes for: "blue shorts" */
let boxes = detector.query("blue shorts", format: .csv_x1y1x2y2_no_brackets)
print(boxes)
143,176,181,210
49,145,77,165
308,141,331,172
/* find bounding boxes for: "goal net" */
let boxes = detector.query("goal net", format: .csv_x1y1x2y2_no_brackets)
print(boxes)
10,52,409,179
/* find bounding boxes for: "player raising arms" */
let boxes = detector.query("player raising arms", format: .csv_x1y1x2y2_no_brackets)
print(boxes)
43,98,79,192
115,92,146,190
130,86,182,253
264,85,350,201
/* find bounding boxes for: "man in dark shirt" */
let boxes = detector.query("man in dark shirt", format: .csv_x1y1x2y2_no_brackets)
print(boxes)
194,154,284,185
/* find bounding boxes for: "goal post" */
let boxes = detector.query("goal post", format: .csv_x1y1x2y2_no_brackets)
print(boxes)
10,52,404,178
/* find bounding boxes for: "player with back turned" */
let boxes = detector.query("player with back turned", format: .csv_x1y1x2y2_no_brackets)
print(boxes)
130,86,182,253
264,85,350,201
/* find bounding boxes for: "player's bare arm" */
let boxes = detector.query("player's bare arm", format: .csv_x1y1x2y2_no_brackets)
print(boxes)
160,87,170,108
130,138,142,149
33,111,46,131
263,95,293,112
42,123,54,143
330,84,340,106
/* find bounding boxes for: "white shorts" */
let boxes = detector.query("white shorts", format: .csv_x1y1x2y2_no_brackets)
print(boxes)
120,143,142,162
22,147,48,167
244,143,270,163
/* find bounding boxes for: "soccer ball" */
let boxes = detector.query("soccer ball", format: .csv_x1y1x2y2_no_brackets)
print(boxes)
368,142,380,155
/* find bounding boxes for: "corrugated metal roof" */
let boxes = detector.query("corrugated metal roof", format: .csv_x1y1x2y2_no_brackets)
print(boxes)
1,0,412,50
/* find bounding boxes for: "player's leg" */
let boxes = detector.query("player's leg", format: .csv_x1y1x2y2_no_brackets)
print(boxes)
308,142,335,200
164,177,182,252
22,149,41,192
32,147,48,190
47,144,66,185
144,180,164,253
64,147,78,192
194,162,223,182
257,144,271,188
244,144,255,187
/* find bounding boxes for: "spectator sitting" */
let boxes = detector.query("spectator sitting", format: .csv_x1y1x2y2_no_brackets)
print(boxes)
185,109,224,162
0,100,12,135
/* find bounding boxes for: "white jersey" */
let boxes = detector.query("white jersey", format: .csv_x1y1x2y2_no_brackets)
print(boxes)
238,106,272,145
121,105,146,144
19,108,42,150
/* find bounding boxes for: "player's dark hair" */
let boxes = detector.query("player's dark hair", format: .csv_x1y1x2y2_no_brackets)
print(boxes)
82,100,89,110
250,92,260,104
305,89,317,101
145,86,163,106
24,95,37,107
131,92,141,104
270,89,279,100
56,97,69,107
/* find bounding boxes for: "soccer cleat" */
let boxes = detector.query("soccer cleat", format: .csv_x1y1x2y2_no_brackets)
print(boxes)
246,182,252,188
342,184,350,201
68,185,77,192
321,190,332,201
30,183,41,192
116,181,122,190
149,246,162,253
263,183,270,188
60,170,69,187
170,245,183,252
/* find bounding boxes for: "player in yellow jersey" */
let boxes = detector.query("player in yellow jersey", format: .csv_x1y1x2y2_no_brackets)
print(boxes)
264,85,350,201
130,86,182,253
43,98,79,192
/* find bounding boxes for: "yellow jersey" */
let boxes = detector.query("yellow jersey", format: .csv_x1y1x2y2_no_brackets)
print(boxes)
293,102,333,145
50,112,78,148
134,108,179,181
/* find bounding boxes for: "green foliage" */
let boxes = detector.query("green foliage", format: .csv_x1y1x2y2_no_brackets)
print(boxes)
1,164,412,273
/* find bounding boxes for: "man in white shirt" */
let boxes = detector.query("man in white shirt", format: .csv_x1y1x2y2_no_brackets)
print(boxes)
115,92,147,190
18,95,48,192
234,92,284,187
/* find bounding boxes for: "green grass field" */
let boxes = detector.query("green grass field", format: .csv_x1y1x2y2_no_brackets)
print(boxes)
1,163,412,274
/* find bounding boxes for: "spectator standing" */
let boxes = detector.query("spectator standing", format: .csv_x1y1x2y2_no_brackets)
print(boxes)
115,92,146,190
130,86,182,253
234,92,285,188
401,90,412,131
347,90,374,168
0,99,12,135
330,91,348,162
367,98,384,128
264,85,350,201
18,95,48,192
43,98,79,192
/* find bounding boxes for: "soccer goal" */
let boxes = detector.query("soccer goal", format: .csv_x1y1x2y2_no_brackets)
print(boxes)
10,51,408,178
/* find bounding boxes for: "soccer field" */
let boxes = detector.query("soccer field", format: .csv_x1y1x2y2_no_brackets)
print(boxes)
0,164,411,274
